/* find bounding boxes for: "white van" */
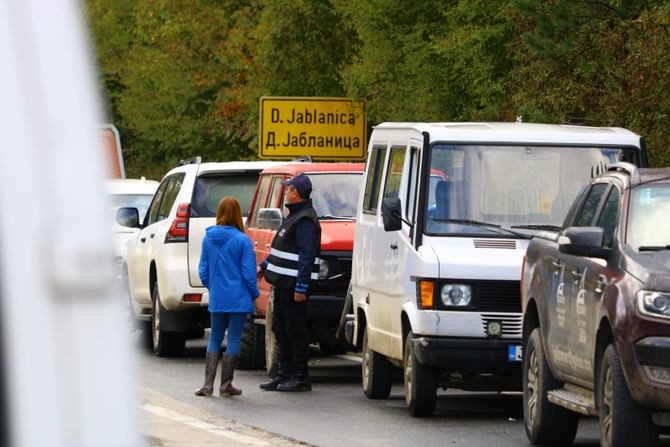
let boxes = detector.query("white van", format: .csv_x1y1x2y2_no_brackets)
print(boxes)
343,122,645,416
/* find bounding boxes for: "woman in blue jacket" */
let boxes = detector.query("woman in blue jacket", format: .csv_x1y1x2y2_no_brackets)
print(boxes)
195,197,259,397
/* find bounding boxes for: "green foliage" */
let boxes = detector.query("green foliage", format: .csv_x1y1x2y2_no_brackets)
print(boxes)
84,0,670,177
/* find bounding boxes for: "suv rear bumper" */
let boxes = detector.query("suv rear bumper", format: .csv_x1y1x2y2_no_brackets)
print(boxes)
412,336,522,375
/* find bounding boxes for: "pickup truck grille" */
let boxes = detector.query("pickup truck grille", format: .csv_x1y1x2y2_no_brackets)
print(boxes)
478,280,521,312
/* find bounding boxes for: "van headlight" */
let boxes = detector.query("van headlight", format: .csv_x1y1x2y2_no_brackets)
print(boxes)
637,290,670,319
441,284,472,307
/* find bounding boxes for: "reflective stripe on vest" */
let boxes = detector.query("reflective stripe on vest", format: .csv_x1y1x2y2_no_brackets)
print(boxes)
267,248,320,279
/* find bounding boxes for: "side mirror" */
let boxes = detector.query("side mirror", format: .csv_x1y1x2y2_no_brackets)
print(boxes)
116,207,140,228
258,208,283,230
558,226,610,259
381,197,402,232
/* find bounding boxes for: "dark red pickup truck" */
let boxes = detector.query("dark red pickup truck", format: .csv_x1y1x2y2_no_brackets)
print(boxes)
521,163,670,446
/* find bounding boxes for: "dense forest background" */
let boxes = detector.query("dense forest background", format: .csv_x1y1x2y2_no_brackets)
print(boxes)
84,0,670,179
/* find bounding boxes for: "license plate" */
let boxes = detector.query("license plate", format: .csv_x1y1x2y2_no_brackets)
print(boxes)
508,345,522,362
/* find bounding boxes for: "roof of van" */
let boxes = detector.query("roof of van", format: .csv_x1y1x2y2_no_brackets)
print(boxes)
372,122,642,146
197,160,286,174
260,162,365,175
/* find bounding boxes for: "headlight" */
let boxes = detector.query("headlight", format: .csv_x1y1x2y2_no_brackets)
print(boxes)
637,290,670,319
441,284,472,307
318,258,331,279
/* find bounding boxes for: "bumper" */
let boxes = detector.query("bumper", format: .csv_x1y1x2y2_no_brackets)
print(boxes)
306,294,346,332
627,336,670,410
412,336,522,374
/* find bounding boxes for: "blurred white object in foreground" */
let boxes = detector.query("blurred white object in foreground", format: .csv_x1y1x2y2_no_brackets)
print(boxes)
0,1,142,446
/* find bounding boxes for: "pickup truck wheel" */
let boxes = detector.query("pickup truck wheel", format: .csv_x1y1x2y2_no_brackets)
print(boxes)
264,292,278,377
523,328,578,445
599,344,657,447
151,283,185,358
404,331,437,417
362,328,392,399
238,313,266,371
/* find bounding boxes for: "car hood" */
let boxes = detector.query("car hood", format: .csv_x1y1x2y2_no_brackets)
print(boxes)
622,245,670,291
319,220,355,251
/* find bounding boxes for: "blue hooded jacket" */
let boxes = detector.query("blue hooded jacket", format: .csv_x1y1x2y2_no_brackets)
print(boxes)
199,225,259,313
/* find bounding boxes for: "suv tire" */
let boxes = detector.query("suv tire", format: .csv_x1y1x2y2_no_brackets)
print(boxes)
362,327,392,399
151,283,185,357
599,344,657,447
523,328,578,445
238,296,266,371
404,331,437,417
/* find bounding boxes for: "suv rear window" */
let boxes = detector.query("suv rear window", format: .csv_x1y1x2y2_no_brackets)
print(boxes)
190,174,259,218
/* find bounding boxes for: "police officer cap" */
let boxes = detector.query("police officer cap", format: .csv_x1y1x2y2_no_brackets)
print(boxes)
282,174,312,194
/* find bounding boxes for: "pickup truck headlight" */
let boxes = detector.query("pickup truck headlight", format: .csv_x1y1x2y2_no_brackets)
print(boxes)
637,290,670,319
441,284,472,307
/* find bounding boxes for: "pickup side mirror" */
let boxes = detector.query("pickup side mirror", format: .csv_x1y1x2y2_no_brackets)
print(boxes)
258,208,283,230
558,226,611,259
381,197,402,232
116,207,140,228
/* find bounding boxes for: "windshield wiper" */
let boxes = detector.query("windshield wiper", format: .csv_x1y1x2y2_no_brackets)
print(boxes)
511,224,562,231
319,214,355,220
638,245,670,252
432,218,531,239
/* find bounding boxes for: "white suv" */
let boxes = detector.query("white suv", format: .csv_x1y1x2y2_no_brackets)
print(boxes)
117,158,282,356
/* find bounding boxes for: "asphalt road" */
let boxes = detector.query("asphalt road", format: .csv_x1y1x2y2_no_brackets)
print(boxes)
136,334,666,447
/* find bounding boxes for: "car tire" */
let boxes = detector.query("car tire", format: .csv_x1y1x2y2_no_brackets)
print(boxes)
404,331,437,417
362,327,392,400
523,328,578,445
263,292,278,377
151,283,185,358
598,344,657,447
237,314,265,371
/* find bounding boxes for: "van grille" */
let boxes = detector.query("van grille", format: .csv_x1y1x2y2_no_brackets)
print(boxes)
478,280,521,312
473,239,516,249
481,313,522,337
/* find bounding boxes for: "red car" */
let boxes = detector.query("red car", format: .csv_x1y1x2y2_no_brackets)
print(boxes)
240,162,364,373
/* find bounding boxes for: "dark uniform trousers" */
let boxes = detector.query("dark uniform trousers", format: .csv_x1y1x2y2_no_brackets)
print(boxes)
272,286,309,379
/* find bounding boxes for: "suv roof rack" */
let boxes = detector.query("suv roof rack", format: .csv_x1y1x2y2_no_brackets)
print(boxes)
178,156,202,166
292,156,313,163
607,162,640,185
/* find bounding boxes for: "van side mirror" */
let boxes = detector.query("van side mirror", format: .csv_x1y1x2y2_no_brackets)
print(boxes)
381,197,402,232
558,226,610,259
258,208,283,230
116,207,140,228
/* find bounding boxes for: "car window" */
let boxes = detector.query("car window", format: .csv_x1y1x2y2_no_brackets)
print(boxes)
108,193,154,221
268,176,284,209
597,186,620,247
575,183,608,226
191,173,260,218
309,173,362,218
157,174,185,221
362,145,386,213
146,179,170,226
405,147,419,221
247,175,272,228
384,146,406,201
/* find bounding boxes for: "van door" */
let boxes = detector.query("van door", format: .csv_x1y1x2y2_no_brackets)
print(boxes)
246,175,274,310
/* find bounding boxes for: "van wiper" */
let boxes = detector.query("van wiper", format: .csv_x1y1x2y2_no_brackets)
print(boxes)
511,224,562,231
638,245,670,252
433,218,531,239
319,214,355,220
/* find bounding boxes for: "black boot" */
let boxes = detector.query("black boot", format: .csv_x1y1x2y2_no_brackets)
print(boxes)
194,351,220,396
219,353,241,397
259,374,289,391
276,375,312,392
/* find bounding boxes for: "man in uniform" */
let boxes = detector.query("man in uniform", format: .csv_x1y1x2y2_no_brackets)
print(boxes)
258,174,321,392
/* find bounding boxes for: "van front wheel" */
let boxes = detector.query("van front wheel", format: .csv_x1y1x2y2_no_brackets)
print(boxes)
404,331,437,417
362,327,392,399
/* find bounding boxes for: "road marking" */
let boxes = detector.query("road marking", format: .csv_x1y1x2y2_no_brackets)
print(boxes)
140,402,271,446
334,353,362,363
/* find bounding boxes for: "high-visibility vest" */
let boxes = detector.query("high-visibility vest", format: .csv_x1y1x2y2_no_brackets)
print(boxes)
264,205,321,290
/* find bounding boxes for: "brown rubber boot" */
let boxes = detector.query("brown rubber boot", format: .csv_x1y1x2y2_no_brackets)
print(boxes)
219,353,242,397
194,351,220,396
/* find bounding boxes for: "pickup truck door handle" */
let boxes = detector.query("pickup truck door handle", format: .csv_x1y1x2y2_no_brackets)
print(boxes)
595,274,608,294
390,243,398,251
572,269,583,279
551,260,562,270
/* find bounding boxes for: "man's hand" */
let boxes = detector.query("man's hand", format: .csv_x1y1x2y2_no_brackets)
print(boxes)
294,292,306,302
256,266,263,280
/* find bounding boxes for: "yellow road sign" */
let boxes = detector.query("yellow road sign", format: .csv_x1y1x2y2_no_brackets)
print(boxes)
259,97,366,160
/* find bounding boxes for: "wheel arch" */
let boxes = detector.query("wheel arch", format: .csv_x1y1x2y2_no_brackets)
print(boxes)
149,261,157,300
594,316,615,395
401,311,411,353
354,306,367,348
523,298,540,346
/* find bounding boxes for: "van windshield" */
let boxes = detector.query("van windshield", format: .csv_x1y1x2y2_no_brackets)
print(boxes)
628,184,670,250
424,144,639,236
309,173,362,218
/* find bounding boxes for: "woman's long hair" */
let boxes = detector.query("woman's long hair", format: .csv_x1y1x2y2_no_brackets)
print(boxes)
215,196,244,232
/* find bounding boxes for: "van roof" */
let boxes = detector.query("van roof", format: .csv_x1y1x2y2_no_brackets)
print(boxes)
260,162,365,175
197,160,286,174
373,122,642,146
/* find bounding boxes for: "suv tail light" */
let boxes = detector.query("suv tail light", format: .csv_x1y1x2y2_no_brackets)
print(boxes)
166,203,190,243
